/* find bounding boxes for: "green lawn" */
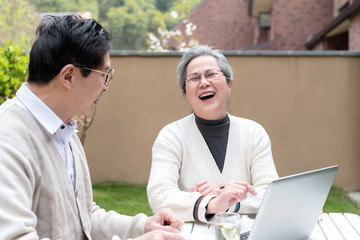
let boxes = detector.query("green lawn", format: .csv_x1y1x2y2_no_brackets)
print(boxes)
93,182,153,216
92,182,360,217
323,187,360,214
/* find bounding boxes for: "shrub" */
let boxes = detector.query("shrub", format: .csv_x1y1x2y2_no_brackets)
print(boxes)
0,42,29,105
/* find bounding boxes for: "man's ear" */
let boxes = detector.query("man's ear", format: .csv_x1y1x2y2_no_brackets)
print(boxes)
60,64,76,90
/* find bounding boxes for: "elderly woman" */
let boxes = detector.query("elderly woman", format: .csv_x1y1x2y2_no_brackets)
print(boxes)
147,45,278,223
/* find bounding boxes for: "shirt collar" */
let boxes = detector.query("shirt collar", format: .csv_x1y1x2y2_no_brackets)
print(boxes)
15,83,77,135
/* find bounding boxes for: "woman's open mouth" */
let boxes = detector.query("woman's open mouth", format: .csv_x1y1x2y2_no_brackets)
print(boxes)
199,91,215,101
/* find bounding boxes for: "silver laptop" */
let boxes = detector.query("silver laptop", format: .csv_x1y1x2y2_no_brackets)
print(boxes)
242,165,338,240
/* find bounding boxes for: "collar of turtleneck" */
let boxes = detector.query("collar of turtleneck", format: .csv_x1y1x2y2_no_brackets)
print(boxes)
195,113,230,173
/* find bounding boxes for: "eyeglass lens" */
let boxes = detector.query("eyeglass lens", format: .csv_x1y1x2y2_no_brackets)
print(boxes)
105,69,114,86
187,69,221,82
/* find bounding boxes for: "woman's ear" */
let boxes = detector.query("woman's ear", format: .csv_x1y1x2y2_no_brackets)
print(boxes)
228,80,233,93
60,64,76,90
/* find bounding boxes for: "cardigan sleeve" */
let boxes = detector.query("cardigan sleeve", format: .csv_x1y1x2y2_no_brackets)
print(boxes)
0,141,40,240
147,126,217,222
90,203,148,239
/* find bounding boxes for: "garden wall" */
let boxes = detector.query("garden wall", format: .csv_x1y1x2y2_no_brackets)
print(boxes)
84,51,360,190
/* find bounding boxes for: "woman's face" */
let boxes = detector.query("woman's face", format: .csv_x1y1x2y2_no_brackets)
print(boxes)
185,55,232,120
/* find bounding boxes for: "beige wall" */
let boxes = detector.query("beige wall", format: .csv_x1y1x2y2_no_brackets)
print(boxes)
84,52,360,190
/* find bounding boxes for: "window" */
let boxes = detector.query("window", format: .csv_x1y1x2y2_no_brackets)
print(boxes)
259,12,271,29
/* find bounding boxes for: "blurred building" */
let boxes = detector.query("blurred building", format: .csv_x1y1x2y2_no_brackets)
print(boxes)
171,0,360,50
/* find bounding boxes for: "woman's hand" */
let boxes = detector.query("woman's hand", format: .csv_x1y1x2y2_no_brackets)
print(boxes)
190,179,221,195
206,181,257,214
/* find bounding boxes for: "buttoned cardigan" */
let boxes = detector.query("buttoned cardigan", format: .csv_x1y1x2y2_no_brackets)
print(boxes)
147,113,279,223
0,99,148,239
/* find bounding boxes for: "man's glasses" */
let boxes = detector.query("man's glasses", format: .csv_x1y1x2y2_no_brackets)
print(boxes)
74,65,114,87
186,69,223,85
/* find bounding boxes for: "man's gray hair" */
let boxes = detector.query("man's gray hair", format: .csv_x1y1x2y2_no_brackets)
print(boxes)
177,45,234,94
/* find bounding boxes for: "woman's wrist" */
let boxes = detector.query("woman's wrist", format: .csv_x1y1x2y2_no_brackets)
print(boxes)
206,196,224,214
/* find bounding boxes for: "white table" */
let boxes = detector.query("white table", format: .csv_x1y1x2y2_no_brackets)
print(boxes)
180,213,360,240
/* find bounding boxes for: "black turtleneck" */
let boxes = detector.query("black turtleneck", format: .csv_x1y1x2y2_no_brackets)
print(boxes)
195,114,230,173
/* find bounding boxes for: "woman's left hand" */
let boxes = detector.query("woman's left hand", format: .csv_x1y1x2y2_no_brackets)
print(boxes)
190,179,221,195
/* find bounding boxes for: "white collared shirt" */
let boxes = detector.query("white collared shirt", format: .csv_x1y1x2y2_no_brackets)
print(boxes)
14,83,77,189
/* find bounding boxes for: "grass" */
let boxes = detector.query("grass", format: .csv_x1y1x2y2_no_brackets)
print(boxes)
93,182,360,217
92,182,153,216
323,187,360,215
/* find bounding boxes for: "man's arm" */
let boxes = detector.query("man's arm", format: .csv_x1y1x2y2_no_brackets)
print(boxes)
0,142,39,239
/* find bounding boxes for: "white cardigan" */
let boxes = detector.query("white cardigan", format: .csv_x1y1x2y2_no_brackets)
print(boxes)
147,113,278,223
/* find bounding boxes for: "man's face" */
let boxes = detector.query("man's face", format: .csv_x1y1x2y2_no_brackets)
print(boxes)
73,53,111,116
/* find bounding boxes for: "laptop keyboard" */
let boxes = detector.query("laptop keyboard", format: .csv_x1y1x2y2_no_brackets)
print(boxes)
240,214,255,240
240,231,250,240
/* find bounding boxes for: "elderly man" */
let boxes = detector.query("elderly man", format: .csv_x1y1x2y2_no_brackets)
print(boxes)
0,15,184,240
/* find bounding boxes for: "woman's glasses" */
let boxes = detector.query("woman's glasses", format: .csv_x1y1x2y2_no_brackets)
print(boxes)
186,69,223,85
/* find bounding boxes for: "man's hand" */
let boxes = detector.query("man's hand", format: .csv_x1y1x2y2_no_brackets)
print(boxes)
144,208,184,233
132,209,185,240
190,179,221,195
133,229,186,240
206,181,257,214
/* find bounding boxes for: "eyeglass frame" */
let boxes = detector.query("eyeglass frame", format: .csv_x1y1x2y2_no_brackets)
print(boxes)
74,64,115,87
185,69,223,84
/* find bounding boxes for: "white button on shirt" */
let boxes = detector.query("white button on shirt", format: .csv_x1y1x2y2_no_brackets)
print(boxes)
14,83,77,189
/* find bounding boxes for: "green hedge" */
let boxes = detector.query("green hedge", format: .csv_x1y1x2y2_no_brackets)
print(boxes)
0,42,29,104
